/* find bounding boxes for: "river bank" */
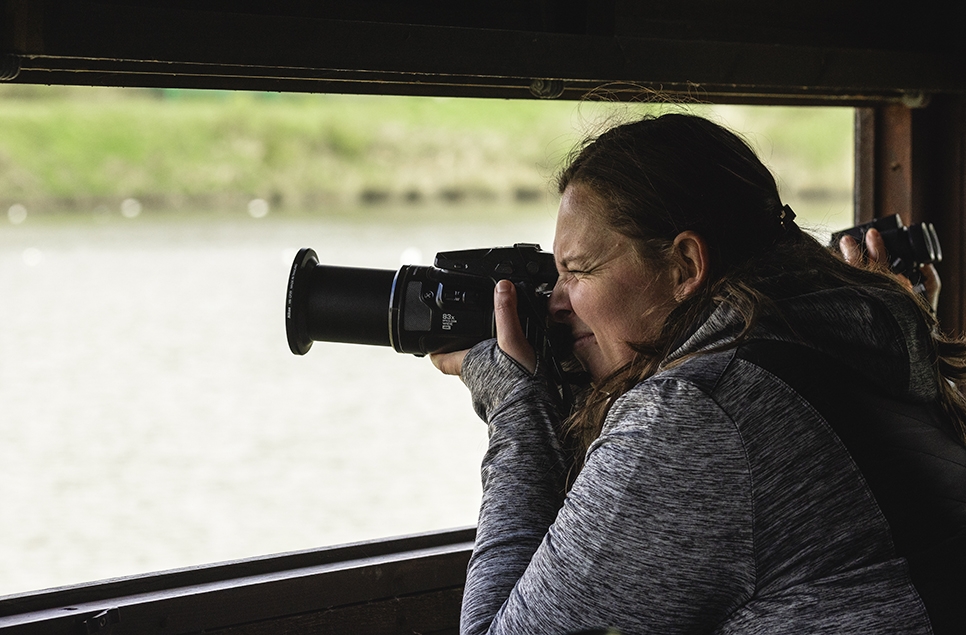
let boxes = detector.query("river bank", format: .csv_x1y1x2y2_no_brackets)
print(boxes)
0,87,852,225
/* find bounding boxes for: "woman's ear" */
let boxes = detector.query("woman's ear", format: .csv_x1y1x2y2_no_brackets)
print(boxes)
671,231,710,301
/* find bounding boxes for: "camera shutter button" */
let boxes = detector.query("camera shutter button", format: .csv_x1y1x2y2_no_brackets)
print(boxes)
494,262,514,275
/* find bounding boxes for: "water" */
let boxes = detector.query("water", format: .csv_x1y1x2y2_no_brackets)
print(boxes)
0,209,556,596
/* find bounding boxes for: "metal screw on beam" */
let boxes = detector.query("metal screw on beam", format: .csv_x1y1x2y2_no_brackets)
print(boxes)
901,91,929,108
83,608,120,634
529,79,564,99
0,54,21,81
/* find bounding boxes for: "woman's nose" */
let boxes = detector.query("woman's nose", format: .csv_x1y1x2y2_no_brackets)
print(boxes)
547,284,572,323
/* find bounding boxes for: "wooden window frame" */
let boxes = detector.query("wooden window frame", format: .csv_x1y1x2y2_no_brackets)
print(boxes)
0,528,474,634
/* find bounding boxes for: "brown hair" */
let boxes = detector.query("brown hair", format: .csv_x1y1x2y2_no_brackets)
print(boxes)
556,113,966,482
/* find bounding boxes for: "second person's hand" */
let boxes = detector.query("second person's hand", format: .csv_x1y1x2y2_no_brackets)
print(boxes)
839,227,941,313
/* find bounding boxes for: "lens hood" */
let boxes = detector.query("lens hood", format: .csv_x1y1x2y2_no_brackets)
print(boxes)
286,247,319,355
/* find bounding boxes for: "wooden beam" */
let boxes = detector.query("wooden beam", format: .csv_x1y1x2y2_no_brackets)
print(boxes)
1,1,963,101
210,588,464,635
854,108,877,225
915,97,966,335
0,529,474,635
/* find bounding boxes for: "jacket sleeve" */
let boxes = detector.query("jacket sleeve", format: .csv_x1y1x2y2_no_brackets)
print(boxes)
460,347,757,635
459,339,570,635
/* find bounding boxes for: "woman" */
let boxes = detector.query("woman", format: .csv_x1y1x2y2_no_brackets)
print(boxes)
432,113,966,634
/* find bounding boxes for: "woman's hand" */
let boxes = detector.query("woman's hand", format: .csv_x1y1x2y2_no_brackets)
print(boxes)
430,279,537,377
839,227,941,313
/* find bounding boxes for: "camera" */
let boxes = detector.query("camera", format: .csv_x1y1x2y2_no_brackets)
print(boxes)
829,214,942,278
286,243,563,358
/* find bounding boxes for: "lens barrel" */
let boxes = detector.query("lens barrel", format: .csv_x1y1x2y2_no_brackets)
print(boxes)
286,248,395,355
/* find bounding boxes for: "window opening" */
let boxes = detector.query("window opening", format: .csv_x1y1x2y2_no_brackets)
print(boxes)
0,86,853,594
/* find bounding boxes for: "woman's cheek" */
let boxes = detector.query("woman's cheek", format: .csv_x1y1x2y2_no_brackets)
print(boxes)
568,281,593,315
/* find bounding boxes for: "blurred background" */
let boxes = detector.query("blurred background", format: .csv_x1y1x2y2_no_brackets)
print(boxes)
0,87,854,595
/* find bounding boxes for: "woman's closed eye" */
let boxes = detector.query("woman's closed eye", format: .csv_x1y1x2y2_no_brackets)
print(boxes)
558,261,595,277
556,268,587,285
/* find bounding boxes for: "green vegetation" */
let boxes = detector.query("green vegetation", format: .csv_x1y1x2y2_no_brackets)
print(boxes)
0,86,853,227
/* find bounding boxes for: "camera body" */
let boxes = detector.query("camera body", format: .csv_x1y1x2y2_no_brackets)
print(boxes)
286,243,559,357
829,214,942,278
390,244,560,356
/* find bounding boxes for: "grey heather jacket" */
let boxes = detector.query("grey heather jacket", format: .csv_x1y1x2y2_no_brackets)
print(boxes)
459,283,966,635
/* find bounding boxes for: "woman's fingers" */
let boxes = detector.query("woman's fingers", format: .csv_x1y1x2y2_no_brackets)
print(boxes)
920,263,942,314
429,280,537,377
864,228,886,264
494,280,537,374
839,228,886,266
430,349,469,376
839,234,862,266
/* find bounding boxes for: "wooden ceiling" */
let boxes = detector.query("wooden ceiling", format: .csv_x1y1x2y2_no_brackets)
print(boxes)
1,1,963,104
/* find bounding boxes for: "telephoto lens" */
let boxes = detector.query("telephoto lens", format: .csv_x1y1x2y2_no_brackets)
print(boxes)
286,244,558,357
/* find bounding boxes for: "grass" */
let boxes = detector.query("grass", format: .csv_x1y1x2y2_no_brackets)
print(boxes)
0,86,854,228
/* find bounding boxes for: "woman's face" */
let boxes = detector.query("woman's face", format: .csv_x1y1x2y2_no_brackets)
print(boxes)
549,185,678,381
